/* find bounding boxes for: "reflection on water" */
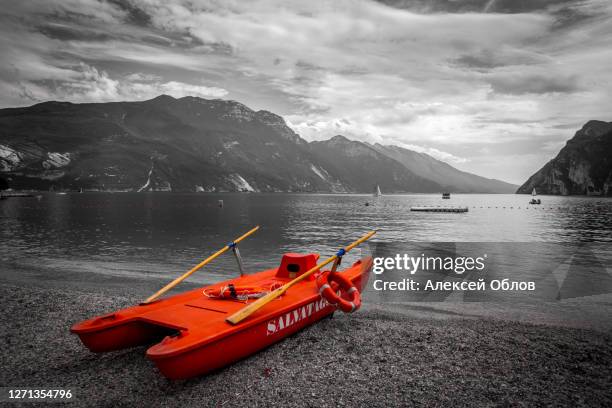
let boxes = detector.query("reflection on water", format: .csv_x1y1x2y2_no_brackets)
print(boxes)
1,193,611,285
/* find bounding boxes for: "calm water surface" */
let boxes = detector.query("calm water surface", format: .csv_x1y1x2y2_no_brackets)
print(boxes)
1,193,611,285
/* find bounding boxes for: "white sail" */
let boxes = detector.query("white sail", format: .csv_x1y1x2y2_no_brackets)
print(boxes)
529,187,541,204
374,185,382,197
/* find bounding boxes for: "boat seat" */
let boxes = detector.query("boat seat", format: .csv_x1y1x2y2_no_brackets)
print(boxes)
139,304,224,330
275,253,320,280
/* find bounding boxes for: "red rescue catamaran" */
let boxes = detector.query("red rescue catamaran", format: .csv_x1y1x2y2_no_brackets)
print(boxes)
71,227,375,379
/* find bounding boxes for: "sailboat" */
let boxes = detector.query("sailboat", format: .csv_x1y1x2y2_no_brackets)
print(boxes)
373,185,382,197
529,188,541,204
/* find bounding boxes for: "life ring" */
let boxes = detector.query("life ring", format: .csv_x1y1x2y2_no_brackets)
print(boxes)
316,271,361,313
203,283,279,301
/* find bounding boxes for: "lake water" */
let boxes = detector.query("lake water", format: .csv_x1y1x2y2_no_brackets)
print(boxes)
1,192,611,284
2,192,612,331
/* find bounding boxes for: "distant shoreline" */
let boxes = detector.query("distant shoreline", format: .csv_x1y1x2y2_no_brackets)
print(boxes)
2,189,611,197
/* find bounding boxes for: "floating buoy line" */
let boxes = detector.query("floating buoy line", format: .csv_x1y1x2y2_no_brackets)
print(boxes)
7,197,595,213
467,206,575,210
407,205,581,212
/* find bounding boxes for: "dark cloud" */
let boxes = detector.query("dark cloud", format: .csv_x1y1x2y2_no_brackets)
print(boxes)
475,117,544,125
377,0,603,35
36,15,221,53
295,61,325,71
452,49,549,71
488,73,581,95
337,66,370,76
550,5,600,30
36,23,113,42
485,0,578,14
552,122,584,129
375,0,579,14
107,0,152,26
453,52,507,70
375,0,490,14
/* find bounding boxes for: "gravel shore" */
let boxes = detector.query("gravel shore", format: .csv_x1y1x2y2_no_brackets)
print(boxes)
1,283,611,407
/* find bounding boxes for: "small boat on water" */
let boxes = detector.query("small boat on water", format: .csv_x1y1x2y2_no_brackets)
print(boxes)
442,192,451,199
373,185,382,197
529,188,541,204
71,227,375,379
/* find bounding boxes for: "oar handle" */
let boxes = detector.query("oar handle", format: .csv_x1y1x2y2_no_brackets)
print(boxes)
225,230,377,325
142,226,260,304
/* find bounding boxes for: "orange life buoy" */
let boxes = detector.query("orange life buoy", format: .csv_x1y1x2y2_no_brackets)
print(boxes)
316,271,361,313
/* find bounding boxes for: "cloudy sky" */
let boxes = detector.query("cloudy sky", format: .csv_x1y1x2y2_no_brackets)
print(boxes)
1,0,611,183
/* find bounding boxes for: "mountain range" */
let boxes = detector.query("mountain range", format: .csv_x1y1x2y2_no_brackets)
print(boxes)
0,95,516,193
517,120,612,196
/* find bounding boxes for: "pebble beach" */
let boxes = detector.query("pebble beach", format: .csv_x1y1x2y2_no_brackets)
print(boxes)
1,282,611,407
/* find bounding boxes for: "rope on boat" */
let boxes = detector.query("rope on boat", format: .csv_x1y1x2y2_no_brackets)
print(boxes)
203,282,283,302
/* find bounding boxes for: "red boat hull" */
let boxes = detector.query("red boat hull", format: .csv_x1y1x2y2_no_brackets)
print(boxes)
150,295,336,379
72,255,372,379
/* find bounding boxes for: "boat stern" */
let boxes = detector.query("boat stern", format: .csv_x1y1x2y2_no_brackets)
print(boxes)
71,312,180,353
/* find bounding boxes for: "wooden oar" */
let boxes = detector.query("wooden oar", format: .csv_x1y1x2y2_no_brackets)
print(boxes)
142,226,260,304
226,230,377,325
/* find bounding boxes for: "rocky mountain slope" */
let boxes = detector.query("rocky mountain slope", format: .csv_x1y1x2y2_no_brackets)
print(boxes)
372,144,516,193
517,121,612,196
310,136,443,193
0,95,515,193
